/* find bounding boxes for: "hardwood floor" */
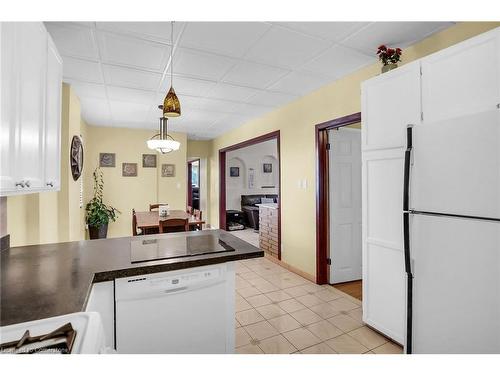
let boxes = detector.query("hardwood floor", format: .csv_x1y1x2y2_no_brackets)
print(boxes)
332,280,362,301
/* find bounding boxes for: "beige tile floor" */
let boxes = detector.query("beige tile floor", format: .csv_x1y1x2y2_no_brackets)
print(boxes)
230,228,260,248
234,256,403,354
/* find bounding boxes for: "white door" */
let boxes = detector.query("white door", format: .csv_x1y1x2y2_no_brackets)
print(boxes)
43,35,63,190
329,128,362,284
16,22,47,190
412,109,500,219
421,28,500,123
411,213,500,353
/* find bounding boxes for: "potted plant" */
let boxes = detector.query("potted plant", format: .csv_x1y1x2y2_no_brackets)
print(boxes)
377,45,402,73
85,167,120,239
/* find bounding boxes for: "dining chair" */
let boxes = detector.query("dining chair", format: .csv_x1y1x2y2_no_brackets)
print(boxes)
193,209,203,231
186,206,193,215
159,218,189,233
132,209,141,236
149,203,167,211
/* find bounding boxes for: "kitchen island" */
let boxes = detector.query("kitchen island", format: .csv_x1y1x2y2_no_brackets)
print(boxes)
0,230,263,327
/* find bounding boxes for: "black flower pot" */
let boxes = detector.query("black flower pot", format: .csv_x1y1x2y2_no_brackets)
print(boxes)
88,223,108,239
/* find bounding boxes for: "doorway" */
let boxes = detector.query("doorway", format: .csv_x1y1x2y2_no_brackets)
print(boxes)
187,159,200,210
315,113,362,296
219,131,281,259
328,127,362,285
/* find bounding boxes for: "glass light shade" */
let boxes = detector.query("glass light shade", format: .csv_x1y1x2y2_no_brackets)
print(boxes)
163,86,181,117
147,139,180,154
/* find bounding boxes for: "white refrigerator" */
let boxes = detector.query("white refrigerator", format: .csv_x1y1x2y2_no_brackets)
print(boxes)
403,110,500,353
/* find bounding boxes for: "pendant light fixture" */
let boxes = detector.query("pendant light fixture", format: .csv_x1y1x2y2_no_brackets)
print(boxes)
147,111,180,154
163,21,181,117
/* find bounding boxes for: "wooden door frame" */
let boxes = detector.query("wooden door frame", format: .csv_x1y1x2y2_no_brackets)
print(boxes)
315,112,361,284
187,158,200,209
219,130,281,259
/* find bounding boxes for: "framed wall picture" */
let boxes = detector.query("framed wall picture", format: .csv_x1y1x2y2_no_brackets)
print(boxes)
122,163,138,177
142,154,157,168
99,153,115,167
263,163,272,173
229,167,240,177
162,164,175,177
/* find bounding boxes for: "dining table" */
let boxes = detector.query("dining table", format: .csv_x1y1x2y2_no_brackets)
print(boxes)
135,210,205,232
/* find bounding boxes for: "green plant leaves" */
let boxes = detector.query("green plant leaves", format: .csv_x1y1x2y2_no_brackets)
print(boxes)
85,167,120,227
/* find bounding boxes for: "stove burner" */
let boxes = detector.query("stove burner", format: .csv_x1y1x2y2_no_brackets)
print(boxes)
0,322,76,354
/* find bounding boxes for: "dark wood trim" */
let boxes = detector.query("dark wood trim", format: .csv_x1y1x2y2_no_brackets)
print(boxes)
315,112,361,284
187,161,193,208
219,130,281,259
1,234,10,252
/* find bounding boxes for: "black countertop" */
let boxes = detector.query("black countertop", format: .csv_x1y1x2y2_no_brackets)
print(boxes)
0,230,263,326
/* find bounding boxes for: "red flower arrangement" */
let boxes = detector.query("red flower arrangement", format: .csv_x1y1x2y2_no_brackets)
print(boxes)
377,45,402,65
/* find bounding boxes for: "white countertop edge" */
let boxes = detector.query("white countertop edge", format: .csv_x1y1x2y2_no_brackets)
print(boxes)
256,203,279,209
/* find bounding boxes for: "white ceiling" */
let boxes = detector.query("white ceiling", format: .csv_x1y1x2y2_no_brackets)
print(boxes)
45,21,454,140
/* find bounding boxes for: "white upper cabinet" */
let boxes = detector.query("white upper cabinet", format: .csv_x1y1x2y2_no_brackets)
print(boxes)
361,61,422,151
0,22,62,196
16,23,47,190
421,28,500,123
44,35,63,190
0,23,17,192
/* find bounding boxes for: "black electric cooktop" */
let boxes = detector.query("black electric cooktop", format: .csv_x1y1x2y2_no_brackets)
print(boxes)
130,232,236,264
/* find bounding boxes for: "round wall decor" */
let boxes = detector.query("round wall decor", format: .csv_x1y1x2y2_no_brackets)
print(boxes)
70,135,84,181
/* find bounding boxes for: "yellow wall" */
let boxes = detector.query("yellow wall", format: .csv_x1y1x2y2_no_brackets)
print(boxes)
7,84,87,247
83,126,187,239
208,22,500,278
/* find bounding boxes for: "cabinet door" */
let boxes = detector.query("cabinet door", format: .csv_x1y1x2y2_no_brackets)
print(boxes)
16,22,47,190
422,28,500,123
361,61,422,151
44,35,62,190
362,148,406,344
0,23,19,193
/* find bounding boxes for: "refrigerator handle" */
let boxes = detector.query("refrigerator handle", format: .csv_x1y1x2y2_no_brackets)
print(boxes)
403,125,414,354
403,125,413,212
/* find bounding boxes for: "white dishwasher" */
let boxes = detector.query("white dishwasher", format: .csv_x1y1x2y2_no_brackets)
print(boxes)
114,263,235,354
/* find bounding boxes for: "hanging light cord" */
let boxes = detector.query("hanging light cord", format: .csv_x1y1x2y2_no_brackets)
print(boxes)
170,21,174,88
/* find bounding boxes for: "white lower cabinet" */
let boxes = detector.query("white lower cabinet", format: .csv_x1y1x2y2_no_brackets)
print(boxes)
85,281,115,350
0,22,62,196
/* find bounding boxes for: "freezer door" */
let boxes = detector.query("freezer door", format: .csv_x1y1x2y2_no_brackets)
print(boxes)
411,213,500,353
411,109,500,219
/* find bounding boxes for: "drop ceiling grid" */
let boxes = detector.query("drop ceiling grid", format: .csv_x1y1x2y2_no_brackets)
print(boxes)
45,21,454,139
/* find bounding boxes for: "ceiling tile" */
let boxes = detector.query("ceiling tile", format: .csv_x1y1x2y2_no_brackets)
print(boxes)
159,75,217,97
268,70,331,96
79,97,111,126
244,26,330,69
342,22,454,55
108,100,150,123
45,22,98,60
246,91,298,107
222,61,289,89
173,47,236,81
275,22,369,42
205,83,260,102
96,22,173,43
107,86,156,104
102,64,162,90
302,44,374,78
62,56,103,83
97,31,170,71
66,81,107,99
179,22,271,58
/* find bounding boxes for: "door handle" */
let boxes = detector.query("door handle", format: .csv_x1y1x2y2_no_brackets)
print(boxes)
46,181,54,187
25,180,31,188
15,181,25,188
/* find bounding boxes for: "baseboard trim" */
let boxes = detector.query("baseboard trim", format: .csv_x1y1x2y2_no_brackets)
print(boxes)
264,254,316,283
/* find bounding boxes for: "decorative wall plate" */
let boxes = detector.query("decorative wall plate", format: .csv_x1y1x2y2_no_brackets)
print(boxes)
70,135,84,181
